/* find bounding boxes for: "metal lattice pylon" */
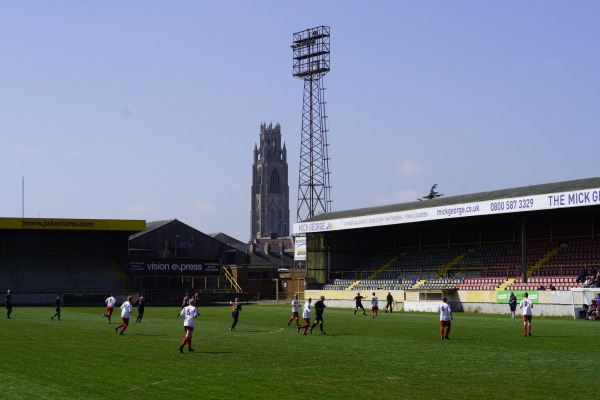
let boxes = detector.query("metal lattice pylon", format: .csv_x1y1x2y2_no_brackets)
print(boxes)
292,26,332,222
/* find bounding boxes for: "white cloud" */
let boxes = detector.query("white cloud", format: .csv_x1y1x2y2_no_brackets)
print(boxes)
66,149,85,159
392,159,426,178
188,201,218,218
126,203,165,220
15,144,44,156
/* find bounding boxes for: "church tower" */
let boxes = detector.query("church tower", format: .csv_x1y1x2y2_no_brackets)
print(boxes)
251,122,290,241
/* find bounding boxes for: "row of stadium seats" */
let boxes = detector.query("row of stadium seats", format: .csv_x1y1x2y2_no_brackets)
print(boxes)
323,274,586,292
325,238,600,291
0,253,129,293
514,276,578,283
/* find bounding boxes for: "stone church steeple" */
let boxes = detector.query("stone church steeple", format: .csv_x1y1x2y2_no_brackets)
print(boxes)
251,122,290,241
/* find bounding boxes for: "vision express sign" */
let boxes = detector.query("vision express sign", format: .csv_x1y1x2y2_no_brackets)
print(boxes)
128,258,221,275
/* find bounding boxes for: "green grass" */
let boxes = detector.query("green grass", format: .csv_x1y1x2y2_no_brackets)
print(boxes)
0,304,595,399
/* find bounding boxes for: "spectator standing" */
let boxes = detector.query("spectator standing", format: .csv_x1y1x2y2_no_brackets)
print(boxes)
520,292,533,337
178,299,198,353
508,292,517,318
438,297,453,340
385,292,394,313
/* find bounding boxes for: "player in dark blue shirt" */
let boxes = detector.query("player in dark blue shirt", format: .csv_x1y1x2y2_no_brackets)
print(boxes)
353,293,366,315
135,294,146,323
51,294,61,320
5,290,13,319
230,298,242,331
310,296,327,335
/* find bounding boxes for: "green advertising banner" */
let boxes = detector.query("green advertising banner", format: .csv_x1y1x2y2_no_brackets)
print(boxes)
497,290,539,304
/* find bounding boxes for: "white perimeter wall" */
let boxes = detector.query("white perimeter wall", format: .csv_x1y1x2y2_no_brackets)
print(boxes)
305,289,581,318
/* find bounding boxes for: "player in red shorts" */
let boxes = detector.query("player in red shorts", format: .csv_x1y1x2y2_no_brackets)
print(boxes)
178,299,198,352
520,292,533,336
102,293,116,324
370,292,379,318
115,296,132,335
297,298,312,335
438,297,453,340
287,294,300,327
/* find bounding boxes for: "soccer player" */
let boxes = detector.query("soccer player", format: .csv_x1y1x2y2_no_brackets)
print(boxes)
102,293,116,324
230,298,242,331
353,293,366,316
51,294,61,321
298,298,312,335
178,299,198,353
371,292,379,318
438,297,453,340
520,292,533,336
287,294,300,327
5,289,13,319
385,292,394,313
115,296,133,335
179,293,190,316
192,291,200,309
135,293,146,323
310,296,326,335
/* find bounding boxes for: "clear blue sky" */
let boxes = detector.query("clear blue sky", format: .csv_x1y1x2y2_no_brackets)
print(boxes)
1,1,599,242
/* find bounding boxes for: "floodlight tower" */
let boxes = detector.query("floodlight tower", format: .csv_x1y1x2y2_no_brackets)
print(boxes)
291,26,332,222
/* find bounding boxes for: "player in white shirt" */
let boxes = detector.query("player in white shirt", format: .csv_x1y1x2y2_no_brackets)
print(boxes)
297,298,312,335
115,296,133,335
102,293,117,324
287,294,300,327
438,298,453,340
520,292,533,337
371,292,379,318
178,299,199,352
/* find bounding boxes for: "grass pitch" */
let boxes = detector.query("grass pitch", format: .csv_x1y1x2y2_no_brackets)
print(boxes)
0,304,594,399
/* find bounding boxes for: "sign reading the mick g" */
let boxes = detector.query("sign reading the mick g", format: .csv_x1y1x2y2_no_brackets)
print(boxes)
128,258,221,275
